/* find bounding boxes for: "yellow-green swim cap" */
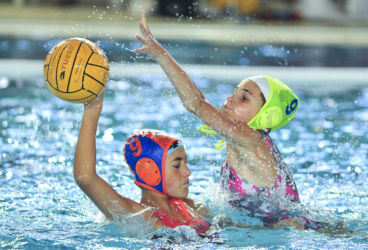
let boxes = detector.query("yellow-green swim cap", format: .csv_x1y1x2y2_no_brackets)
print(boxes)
247,75,299,130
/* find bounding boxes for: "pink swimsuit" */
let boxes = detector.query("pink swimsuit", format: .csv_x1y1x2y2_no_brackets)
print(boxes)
221,130,322,229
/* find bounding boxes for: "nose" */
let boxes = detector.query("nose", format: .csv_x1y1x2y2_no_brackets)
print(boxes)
226,94,235,104
182,163,191,177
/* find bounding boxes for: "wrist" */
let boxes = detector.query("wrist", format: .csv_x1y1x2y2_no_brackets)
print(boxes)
83,105,102,119
154,47,169,62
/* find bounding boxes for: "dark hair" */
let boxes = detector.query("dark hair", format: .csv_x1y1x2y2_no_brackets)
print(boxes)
169,140,180,150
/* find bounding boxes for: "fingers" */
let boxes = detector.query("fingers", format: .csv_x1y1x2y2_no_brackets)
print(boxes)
97,91,105,99
136,34,146,44
132,48,145,53
84,92,104,109
133,35,148,53
134,11,155,55
138,21,150,39
141,10,151,34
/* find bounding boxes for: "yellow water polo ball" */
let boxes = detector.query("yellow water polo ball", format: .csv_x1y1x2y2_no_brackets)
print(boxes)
43,38,109,103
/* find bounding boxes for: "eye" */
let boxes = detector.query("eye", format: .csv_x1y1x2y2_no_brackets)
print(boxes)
173,164,180,169
242,95,248,101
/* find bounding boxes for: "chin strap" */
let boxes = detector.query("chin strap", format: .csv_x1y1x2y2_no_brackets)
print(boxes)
170,197,191,223
200,125,272,150
199,125,226,150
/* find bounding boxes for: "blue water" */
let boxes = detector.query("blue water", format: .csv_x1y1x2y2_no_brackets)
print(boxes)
1,68,368,248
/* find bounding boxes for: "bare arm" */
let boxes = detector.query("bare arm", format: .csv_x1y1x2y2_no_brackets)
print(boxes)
133,12,260,148
134,14,204,116
133,12,277,187
73,94,145,219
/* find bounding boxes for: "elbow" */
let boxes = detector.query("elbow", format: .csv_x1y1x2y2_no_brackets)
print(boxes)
74,173,92,188
73,165,96,188
183,95,205,115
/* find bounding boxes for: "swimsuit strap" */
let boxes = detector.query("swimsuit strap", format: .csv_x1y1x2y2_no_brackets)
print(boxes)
170,197,191,223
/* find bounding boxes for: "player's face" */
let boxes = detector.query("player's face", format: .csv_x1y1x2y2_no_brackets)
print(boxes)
221,79,264,123
165,146,191,198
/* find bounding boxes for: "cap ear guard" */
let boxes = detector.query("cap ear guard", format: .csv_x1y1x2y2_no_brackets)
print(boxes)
247,75,299,130
135,158,161,186
257,106,283,129
123,130,180,196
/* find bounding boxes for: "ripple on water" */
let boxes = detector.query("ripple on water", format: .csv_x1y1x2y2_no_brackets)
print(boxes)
1,78,368,248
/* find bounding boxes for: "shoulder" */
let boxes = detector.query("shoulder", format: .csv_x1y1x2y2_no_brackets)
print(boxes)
183,198,209,217
183,197,195,208
125,204,165,230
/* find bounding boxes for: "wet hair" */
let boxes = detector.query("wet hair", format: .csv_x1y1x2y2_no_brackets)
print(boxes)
169,140,179,150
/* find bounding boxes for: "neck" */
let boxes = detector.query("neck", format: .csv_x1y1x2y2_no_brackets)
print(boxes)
141,189,175,212
141,189,191,223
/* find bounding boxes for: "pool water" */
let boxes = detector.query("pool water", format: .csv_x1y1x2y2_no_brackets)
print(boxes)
1,69,368,248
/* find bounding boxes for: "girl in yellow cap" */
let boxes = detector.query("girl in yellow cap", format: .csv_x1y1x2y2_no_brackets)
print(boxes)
133,11,325,230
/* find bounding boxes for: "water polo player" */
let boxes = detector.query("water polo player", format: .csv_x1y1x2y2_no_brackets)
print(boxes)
73,93,210,234
133,11,324,230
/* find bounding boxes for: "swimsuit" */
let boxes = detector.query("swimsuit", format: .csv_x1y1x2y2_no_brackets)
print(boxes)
153,198,210,234
221,130,323,229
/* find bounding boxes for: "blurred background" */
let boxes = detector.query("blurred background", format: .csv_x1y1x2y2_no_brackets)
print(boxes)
1,0,368,69
0,0,368,77
3,0,368,22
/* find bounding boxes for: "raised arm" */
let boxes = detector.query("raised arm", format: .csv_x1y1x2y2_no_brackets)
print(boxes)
133,12,205,116
73,93,144,219
133,12,260,147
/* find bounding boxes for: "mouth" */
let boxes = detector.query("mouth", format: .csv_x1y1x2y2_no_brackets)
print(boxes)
183,180,190,186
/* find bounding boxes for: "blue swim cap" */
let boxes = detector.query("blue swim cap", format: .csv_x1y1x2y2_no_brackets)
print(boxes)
123,129,180,196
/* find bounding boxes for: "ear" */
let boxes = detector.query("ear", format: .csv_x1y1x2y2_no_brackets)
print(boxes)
258,106,283,129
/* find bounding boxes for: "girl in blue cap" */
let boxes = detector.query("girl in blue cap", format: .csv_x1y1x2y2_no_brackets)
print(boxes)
133,11,325,230
74,93,211,234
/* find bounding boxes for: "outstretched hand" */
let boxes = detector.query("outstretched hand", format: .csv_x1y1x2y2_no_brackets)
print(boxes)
84,92,104,115
133,11,166,60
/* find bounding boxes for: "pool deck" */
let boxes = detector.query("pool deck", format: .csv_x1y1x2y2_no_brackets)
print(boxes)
1,3,368,46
